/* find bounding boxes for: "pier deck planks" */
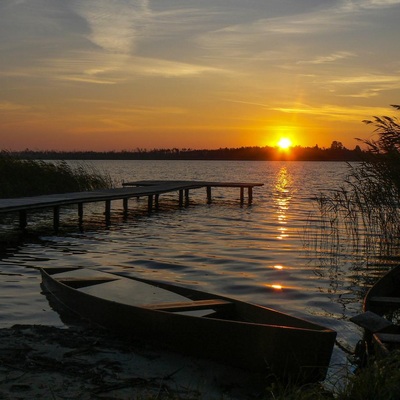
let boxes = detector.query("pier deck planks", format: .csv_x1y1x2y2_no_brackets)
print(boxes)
0,180,263,231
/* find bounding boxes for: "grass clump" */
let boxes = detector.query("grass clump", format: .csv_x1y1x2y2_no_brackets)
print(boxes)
0,151,113,198
336,350,400,400
259,351,400,400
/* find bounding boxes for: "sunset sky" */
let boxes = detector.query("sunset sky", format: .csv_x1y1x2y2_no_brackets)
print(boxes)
1,0,400,151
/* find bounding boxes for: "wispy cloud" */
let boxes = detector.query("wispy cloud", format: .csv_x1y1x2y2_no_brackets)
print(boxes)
346,0,400,10
329,73,400,97
298,52,356,65
71,0,151,54
272,103,394,121
0,101,29,111
331,74,400,84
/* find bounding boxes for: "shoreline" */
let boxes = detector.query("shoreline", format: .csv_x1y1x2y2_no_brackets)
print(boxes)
0,324,266,400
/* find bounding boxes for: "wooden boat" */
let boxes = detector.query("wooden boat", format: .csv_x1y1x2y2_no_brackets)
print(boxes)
40,267,336,383
351,265,400,357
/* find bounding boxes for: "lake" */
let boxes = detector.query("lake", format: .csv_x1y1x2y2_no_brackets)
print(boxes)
0,160,393,381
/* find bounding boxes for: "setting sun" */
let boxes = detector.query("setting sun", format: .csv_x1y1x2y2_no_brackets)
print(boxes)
277,138,292,149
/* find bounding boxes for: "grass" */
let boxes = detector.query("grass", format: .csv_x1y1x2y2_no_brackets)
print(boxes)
336,350,400,400
0,151,113,198
261,350,400,400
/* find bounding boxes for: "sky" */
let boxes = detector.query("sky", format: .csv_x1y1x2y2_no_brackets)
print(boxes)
1,0,400,151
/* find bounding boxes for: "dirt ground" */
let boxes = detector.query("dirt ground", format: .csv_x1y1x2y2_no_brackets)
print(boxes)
0,324,267,400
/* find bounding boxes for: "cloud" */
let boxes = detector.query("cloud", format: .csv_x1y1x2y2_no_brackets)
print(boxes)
71,0,151,54
47,52,222,83
298,52,356,65
0,101,29,111
129,57,224,78
272,103,394,121
349,0,400,9
329,73,400,97
331,74,400,84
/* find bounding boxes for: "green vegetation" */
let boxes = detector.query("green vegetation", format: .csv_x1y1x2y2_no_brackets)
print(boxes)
0,151,113,198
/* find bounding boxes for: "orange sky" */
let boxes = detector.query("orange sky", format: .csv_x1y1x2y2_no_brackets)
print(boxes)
1,1,400,151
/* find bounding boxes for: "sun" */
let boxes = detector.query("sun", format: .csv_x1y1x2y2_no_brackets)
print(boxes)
277,138,292,149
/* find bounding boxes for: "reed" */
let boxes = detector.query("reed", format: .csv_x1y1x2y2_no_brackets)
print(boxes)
316,105,400,263
0,151,113,198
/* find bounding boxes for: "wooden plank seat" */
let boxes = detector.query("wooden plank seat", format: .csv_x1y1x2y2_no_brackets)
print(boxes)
369,296,400,307
350,311,393,332
142,299,232,312
55,277,118,289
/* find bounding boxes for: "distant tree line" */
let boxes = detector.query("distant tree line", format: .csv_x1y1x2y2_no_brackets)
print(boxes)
13,142,364,161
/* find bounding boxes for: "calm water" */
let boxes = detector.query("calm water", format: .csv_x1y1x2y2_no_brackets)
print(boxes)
0,160,391,380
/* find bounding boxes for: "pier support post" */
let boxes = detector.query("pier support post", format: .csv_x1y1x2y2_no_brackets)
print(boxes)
78,203,84,228
155,194,159,210
123,198,128,217
105,200,111,225
53,206,60,232
248,187,253,204
19,210,27,230
185,189,189,206
148,195,153,212
206,186,212,204
240,187,244,204
179,190,184,207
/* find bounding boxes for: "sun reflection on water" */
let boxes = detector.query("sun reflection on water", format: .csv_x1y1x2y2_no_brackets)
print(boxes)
271,284,283,290
274,166,292,240
264,283,284,292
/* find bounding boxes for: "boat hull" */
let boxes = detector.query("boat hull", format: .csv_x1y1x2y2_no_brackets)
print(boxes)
40,267,336,383
363,265,400,356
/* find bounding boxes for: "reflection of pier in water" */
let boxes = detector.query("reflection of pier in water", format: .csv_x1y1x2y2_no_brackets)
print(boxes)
0,180,263,232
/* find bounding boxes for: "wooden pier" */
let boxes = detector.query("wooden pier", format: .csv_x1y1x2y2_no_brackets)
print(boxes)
0,180,263,232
